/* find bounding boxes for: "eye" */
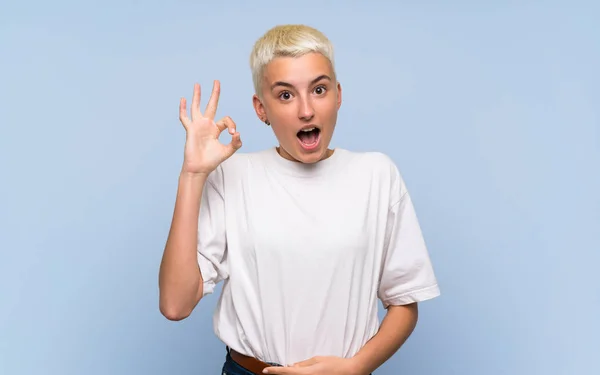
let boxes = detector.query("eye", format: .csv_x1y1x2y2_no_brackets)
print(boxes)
278,91,292,100
313,85,327,95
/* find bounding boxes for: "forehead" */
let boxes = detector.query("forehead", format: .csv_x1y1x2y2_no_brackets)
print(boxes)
262,52,334,86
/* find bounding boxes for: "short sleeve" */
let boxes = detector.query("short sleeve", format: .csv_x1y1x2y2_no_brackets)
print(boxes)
197,167,228,296
378,190,440,308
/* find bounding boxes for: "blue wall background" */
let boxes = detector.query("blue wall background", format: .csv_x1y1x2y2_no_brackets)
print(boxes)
1,1,598,374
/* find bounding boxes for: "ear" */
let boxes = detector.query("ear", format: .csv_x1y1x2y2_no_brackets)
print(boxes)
336,81,342,110
252,94,267,122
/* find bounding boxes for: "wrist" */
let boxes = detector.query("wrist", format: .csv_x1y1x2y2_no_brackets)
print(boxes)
179,170,210,181
347,357,369,375
177,171,209,194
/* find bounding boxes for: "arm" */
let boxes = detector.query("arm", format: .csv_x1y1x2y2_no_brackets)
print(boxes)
350,303,418,375
158,171,208,321
159,81,241,321
351,184,438,372
263,304,419,375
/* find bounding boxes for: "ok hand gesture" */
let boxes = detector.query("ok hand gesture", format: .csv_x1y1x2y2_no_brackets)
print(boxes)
179,81,242,175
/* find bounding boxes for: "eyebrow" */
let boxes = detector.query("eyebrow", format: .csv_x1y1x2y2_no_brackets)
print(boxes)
270,74,332,90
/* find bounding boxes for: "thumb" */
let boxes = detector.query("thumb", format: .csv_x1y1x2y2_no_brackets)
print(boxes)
224,131,242,155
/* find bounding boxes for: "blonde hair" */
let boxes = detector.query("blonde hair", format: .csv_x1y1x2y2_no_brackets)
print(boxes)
249,24,336,97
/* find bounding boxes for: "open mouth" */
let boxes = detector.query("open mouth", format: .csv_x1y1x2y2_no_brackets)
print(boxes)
296,127,321,148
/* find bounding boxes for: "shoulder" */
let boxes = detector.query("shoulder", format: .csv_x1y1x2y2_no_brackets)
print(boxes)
219,148,272,172
338,149,408,201
342,149,398,170
339,149,404,181
205,148,272,184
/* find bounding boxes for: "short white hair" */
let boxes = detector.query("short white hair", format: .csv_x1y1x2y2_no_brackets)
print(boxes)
249,24,336,97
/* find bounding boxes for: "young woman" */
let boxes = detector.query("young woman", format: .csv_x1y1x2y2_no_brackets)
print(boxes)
159,24,440,375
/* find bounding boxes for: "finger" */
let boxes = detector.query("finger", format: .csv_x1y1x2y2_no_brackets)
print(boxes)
204,80,221,119
190,83,202,121
263,366,306,375
293,357,319,367
224,132,242,155
179,97,191,128
215,116,236,135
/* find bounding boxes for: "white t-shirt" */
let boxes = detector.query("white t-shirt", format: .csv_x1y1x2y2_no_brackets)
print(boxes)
197,147,440,366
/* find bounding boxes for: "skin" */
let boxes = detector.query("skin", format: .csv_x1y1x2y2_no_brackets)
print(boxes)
252,52,342,164
159,81,241,321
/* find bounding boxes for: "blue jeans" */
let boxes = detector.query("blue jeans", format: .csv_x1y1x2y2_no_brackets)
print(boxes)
221,354,254,375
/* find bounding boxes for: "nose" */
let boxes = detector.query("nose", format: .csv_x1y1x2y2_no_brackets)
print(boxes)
297,96,315,121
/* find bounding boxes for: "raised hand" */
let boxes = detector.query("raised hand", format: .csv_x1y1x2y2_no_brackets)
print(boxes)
179,80,242,175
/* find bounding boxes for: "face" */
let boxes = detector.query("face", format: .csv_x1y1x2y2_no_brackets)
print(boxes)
252,52,342,164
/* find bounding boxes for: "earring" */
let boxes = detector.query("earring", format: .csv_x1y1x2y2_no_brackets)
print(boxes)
264,120,270,126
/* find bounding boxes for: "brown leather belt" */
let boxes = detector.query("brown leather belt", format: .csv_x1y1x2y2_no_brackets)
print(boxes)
230,349,273,375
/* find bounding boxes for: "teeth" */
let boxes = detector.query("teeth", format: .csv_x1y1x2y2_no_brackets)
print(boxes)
301,127,315,132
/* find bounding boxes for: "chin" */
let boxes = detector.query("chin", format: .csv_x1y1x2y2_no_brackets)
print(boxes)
290,143,331,164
